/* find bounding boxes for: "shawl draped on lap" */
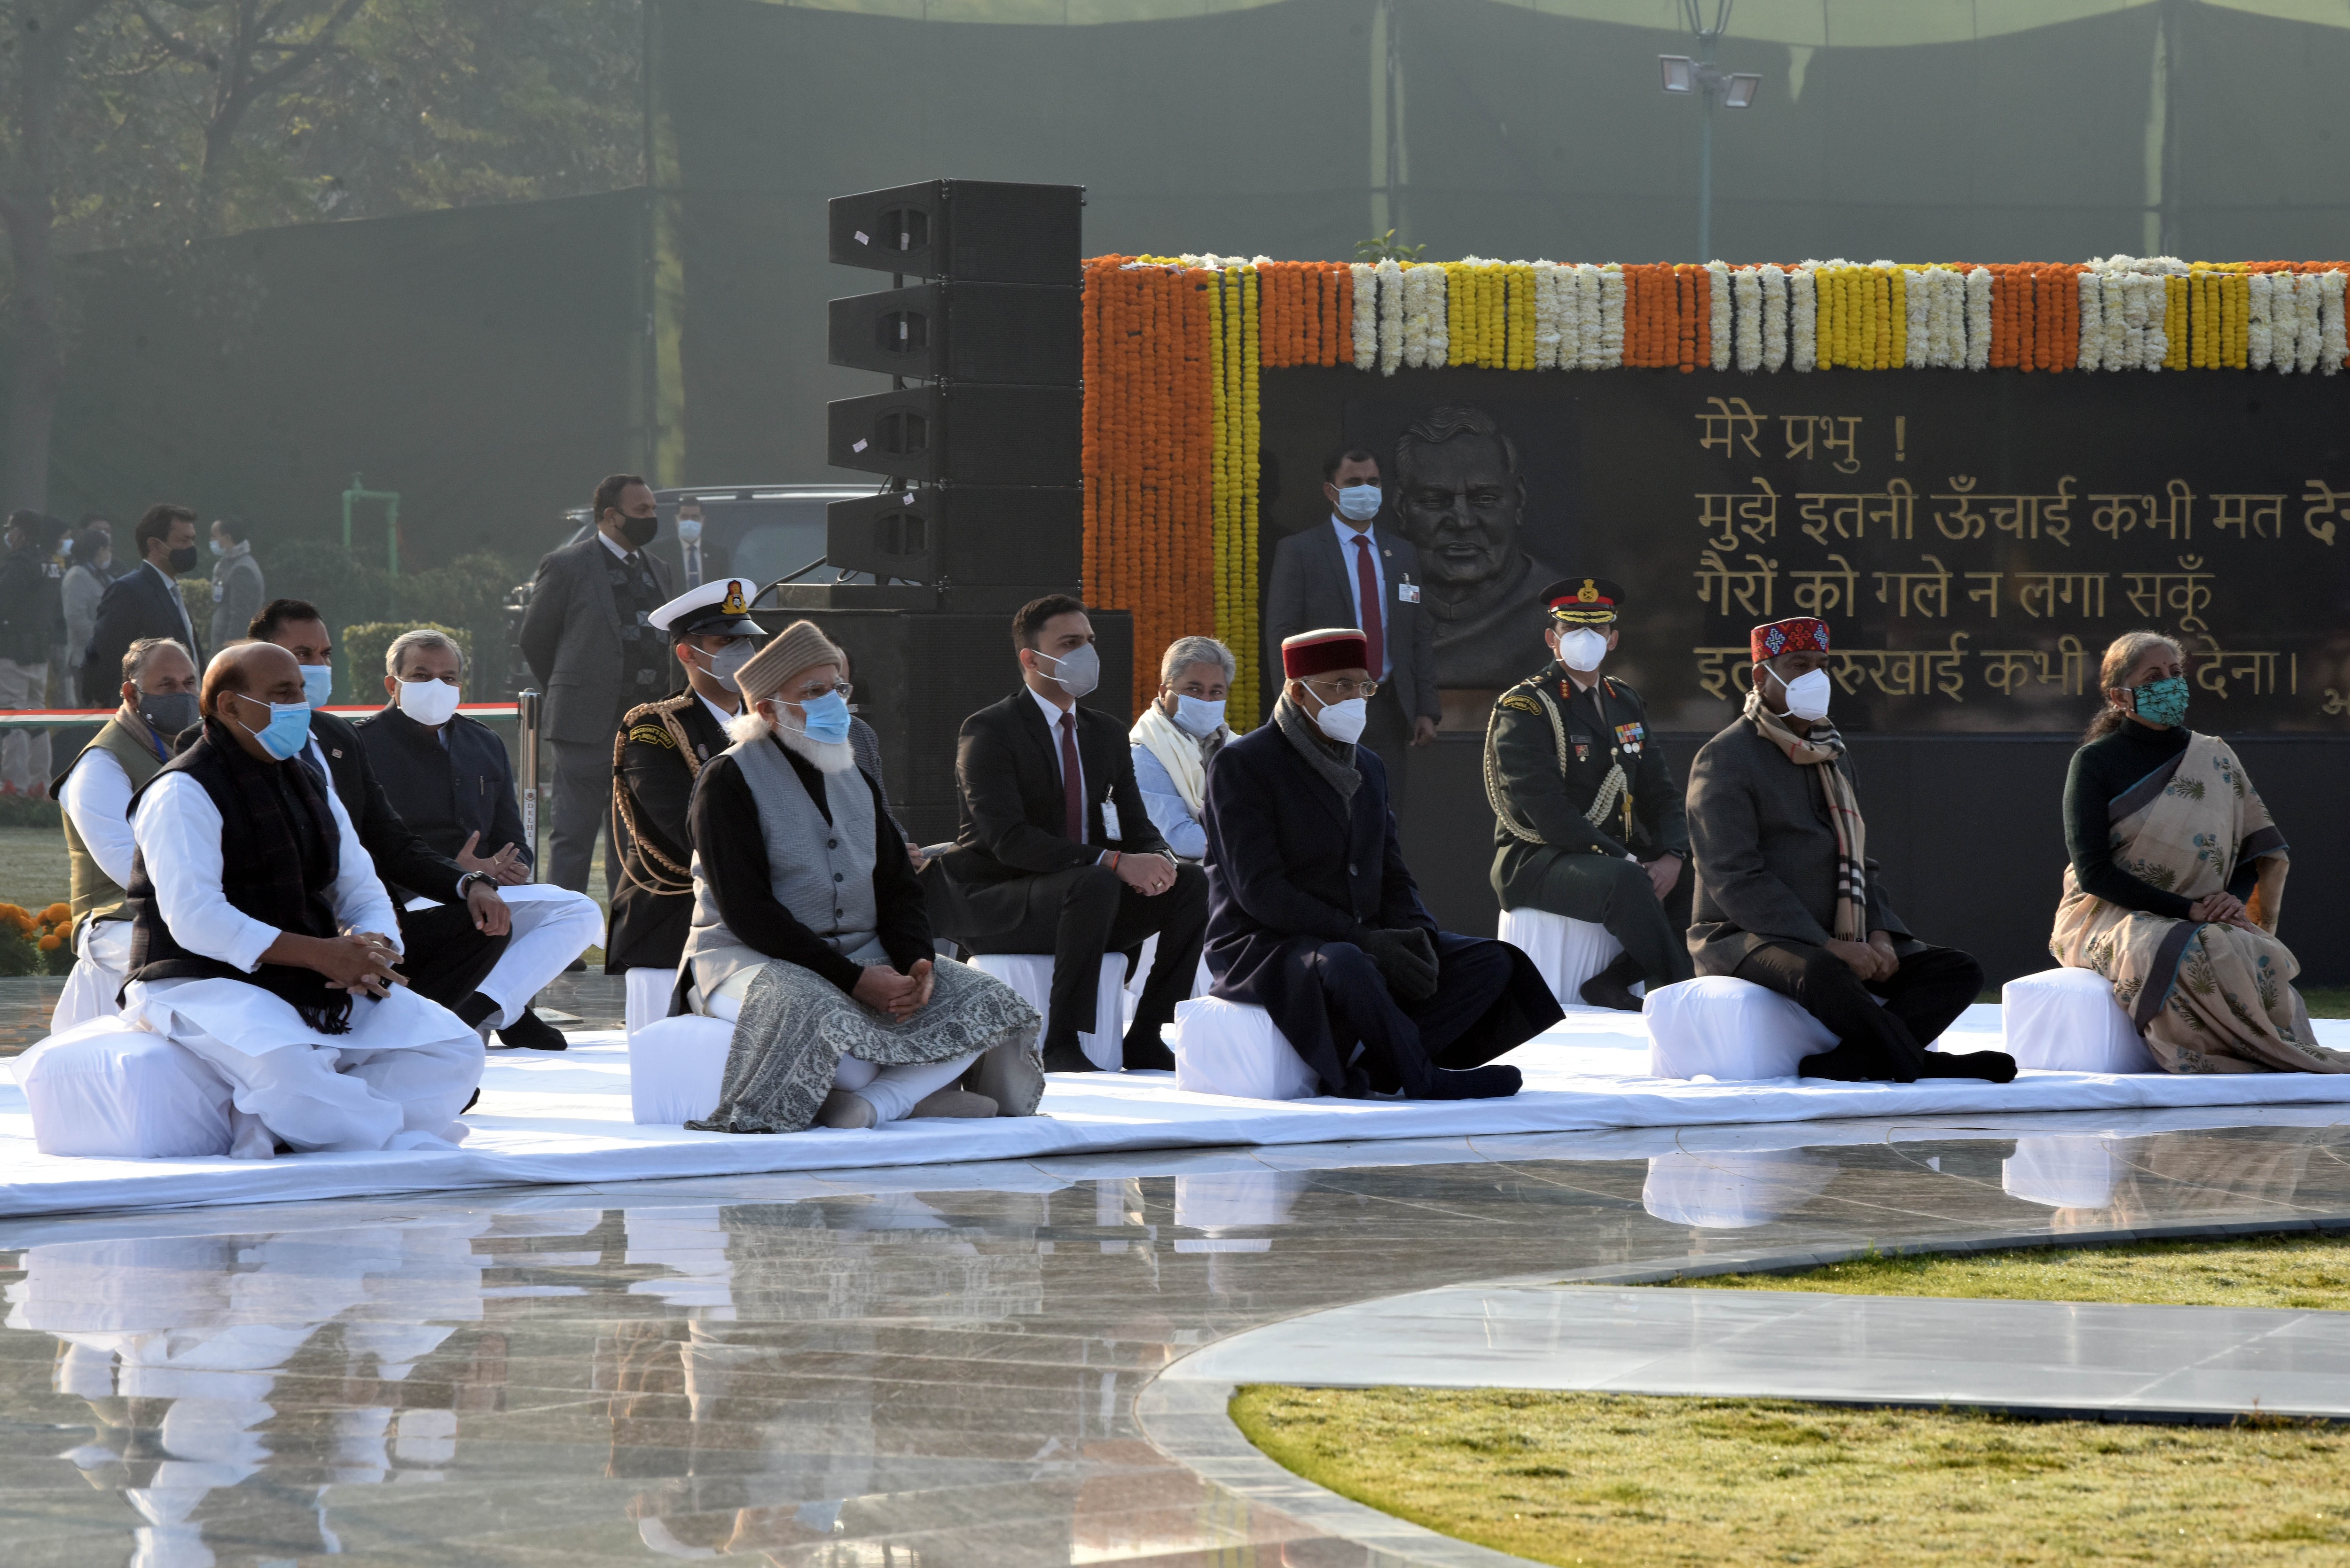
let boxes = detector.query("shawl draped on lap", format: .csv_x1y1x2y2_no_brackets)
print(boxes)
2051,730,2345,1075
686,954,1042,1134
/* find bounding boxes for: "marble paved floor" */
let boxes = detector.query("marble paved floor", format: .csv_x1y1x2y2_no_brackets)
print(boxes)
1,1112,2345,1565
1167,1282,2350,1419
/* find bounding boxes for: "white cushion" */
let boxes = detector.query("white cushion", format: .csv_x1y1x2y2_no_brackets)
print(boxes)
1168,996,1320,1100
2003,1134,2119,1209
970,953,1126,1070
13,1018,235,1159
1643,975,1837,1081
623,967,676,1040
1121,932,1214,1026
1498,906,1625,1008
2001,967,2156,1074
628,1014,736,1125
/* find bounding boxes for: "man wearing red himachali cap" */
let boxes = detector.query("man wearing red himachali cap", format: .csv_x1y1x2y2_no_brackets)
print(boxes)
1682,617,2015,1083
1195,627,1561,1099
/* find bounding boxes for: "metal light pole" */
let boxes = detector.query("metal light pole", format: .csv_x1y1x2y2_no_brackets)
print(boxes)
1660,0,1761,262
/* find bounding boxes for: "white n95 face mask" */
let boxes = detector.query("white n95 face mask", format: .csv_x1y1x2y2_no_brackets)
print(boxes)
398,679,461,726
1313,696,1369,744
1775,666,1833,722
1335,484,1382,522
1035,642,1100,699
1557,627,1609,673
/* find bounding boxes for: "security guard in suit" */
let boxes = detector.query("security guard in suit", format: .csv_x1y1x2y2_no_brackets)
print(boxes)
605,578,764,977
1483,577,1694,1010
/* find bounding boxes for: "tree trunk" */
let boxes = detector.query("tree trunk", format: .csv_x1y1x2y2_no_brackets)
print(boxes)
0,3,89,515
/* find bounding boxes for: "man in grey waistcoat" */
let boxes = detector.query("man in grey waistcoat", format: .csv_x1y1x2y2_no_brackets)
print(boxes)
520,474,674,893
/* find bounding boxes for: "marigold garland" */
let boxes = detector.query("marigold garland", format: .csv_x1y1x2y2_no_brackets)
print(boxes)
1085,250,2350,711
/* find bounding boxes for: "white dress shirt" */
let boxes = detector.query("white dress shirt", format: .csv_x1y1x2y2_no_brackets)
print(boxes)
132,769,402,973
1330,516,1391,680
59,749,138,889
1028,684,1120,855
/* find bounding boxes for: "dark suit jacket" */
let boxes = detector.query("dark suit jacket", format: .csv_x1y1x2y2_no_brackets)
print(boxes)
1263,519,1440,721
1684,714,1911,975
937,689,1169,910
518,533,674,746
1200,724,1430,1092
81,562,198,705
352,705,533,903
306,710,470,906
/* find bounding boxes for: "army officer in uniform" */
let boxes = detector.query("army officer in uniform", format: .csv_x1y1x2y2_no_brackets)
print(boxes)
1484,577,1693,1011
606,580,765,1016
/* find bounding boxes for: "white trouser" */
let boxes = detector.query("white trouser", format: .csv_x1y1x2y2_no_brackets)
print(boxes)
123,978,485,1158
406,883,603,1030
0,657,49,793
52,919,133,1034
703,965,978,1124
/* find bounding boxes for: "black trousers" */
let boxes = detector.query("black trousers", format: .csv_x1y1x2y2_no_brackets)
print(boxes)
395,902,511,1012
1360,682,1413,812
950,862,1210,1051
1732,939,1984,1079
1310,934,1518,1095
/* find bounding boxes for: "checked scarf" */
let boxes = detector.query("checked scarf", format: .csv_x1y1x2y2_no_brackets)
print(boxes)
1742,686,1870,943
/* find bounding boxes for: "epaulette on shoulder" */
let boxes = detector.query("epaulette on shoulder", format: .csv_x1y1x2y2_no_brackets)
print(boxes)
621,693,691,726
1603,675,1643,702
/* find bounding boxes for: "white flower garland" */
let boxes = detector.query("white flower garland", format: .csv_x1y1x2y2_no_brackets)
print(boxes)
1964,267,1993,371
1376,257,1405,375
1531,261,1562,370
1707,261,1732,371
1401,263,1441,369
2293,271,2319,373
1596,265,1625,369
2322,271,2346,374
1790,265,1818,372
1733,266,1762,371
2075,266,2103,372
2246,271,2274,372
1349,262,1378,371
1759,265,1787,371
1903,264,1931,368
2139,273,2168,373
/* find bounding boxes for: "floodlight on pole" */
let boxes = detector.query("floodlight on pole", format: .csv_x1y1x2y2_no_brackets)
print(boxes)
1653,0,1760,262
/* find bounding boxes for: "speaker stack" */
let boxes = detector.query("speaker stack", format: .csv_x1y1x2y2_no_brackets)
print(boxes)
760,179,1126,842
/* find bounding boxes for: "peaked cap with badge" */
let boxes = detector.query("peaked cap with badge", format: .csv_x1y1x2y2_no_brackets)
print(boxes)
648,577,765,640
1481,569,1694,995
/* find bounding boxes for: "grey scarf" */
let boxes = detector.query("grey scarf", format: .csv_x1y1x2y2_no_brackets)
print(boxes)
1275,693,1360,803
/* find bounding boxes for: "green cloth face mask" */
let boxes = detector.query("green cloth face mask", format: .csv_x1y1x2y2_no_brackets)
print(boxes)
2132,674,2190,727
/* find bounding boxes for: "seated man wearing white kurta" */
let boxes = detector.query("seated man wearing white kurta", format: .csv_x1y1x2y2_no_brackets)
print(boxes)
118,641,483,1157
678,621,1044,1133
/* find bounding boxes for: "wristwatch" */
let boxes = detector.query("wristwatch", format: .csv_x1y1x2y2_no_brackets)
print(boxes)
457,871,497,898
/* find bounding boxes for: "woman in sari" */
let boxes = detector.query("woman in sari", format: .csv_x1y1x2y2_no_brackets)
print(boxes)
2051,631,2345,1074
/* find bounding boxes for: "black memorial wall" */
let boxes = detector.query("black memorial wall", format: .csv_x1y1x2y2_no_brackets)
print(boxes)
1259,365,2350,985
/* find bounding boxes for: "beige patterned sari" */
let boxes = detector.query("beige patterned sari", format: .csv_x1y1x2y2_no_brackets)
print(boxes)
2051,731,2346,1075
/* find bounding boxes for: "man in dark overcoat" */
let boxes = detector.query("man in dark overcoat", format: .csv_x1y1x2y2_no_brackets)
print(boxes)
1200,627,1558,1100
1684,615,2013,1083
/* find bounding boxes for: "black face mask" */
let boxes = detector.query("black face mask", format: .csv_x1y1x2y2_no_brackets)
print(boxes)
166,544,200,573
618,513,658,548
137,690,201,738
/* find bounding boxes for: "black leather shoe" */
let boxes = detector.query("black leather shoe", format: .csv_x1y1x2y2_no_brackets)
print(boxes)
1422,1064,1523,1100
1919,1049,2018,1083
1121,1027,1175,1072
496,1007,569,1051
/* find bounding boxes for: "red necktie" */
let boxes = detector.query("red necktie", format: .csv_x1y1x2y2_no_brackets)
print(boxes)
1353,533,1385,680
1060,712,1085,843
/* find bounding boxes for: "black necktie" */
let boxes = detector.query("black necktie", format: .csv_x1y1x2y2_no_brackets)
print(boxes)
299,744,329,789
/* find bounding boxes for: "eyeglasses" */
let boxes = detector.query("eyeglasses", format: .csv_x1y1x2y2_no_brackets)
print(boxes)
787,682,854,702
1304,677,1379,700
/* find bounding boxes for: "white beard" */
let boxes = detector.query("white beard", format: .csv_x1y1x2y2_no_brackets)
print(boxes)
772,722,858,774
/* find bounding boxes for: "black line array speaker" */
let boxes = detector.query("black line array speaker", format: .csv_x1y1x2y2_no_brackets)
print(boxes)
826,384,1081,486
828,180,1084,285
826,485,1081,586
828,281,1082,384
762,607,1132,844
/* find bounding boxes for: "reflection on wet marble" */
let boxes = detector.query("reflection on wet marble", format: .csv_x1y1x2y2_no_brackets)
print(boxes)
0,1112,2344,1565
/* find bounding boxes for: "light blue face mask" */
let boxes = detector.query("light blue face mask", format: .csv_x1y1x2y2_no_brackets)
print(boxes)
236,696,314,762
1335,484,1382,523
796,690,854,745
1171,694,1226,737
299,662,335,710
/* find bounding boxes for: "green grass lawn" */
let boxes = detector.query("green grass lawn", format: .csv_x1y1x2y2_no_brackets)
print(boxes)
1234,1236,2350,1566
1667,1233,2350,1311
1233,1384,2350,1568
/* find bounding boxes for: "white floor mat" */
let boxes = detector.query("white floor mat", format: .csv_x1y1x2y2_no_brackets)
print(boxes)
3,1005,2348,1220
